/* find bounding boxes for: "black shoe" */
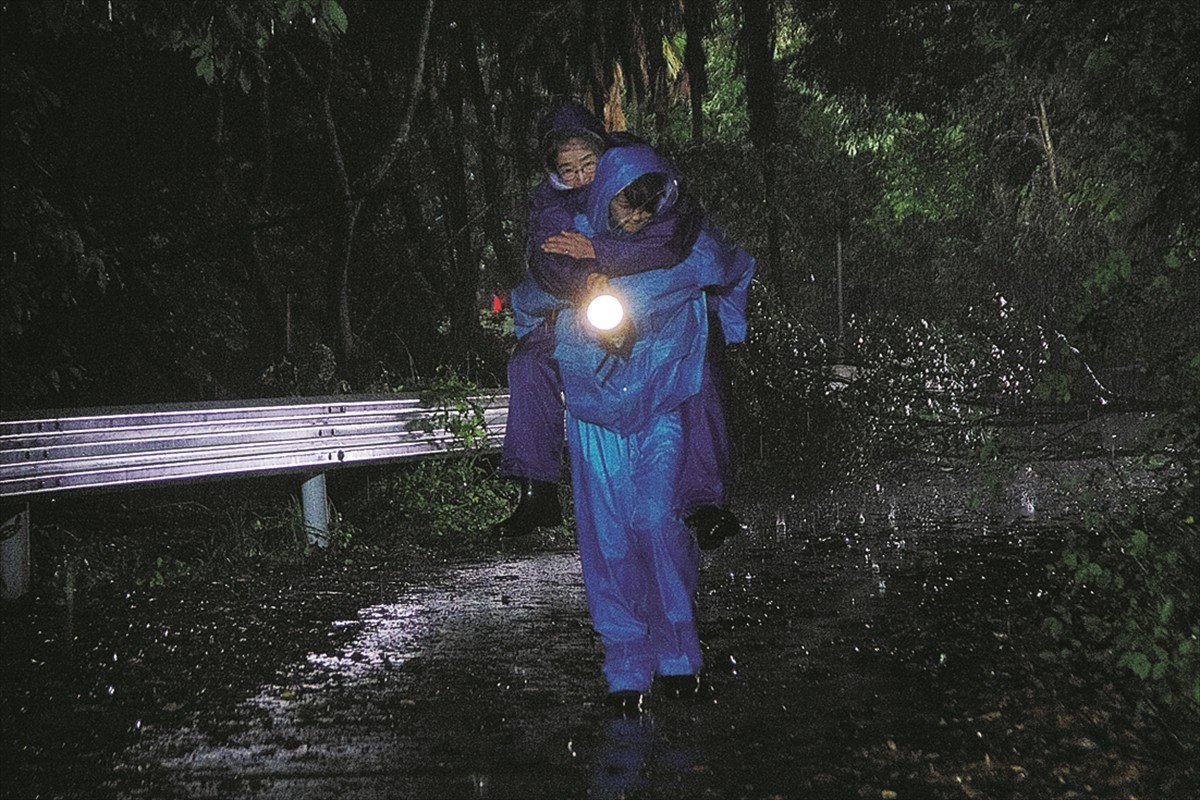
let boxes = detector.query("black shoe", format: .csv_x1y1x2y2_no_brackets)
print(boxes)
606,690,645,718
685,505,740,550
491,479,563,537
655,674,701,699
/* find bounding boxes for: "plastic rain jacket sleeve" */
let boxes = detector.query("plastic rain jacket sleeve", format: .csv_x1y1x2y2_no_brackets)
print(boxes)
526,179,598,301
511,273,566,339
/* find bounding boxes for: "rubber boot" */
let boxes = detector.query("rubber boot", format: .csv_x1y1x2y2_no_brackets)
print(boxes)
685,505,740,550
491,479,563,537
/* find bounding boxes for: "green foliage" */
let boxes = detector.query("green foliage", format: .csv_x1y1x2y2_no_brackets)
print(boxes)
478,305,516,341
8,0,349,90
417,367,500,450
0,47,110,406
1045,508,1199,709
179,0,349,88
1042,406,1200,710
31,492,359,603
729,285,1063,479
839,106,973,226
695,6,749,143
259,343,345,397
344,367,514,547
347,457,510,549
956,0,1200,395
2,0,1196,413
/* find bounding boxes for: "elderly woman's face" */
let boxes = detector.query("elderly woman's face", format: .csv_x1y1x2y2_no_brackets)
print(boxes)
555,144,598,188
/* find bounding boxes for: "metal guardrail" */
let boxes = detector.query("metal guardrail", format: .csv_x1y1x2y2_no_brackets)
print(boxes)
0,392,510,599
0,393,509,497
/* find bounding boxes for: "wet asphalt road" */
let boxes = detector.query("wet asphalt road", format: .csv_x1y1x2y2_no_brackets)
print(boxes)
6,411,1192,799
102,465,1093,800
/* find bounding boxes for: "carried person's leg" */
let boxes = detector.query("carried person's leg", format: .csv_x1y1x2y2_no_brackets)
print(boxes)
677,350,741,550
492,324,564,536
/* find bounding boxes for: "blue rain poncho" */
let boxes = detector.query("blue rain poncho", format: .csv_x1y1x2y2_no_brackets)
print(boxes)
515,143,754,434
526,143,754,693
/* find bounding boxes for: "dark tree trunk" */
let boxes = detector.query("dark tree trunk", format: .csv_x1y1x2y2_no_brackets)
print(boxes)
434,43,481,357
742,0,780,282
456,3,519,285
285,0,434,378
684,0,709,143
312,48,359,370
250,53,273,206
246,60,285,360
395,152,429,246
639,12,670,141
585,1,610,117
214,83,285,363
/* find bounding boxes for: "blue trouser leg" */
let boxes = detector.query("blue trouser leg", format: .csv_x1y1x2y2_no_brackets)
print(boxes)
500,323,565,483
568,408,703,693
676,360,731,515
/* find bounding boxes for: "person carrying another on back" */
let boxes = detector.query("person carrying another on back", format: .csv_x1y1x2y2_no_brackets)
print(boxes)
493,101,740,551
513,143,755,714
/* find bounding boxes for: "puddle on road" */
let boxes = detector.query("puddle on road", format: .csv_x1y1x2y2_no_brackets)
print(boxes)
106,494,1078,800
115,552,598,797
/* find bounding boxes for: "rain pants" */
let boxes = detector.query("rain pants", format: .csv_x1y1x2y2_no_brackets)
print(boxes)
515,144,754,691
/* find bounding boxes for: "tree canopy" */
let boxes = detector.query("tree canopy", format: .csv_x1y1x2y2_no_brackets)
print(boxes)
2,0,1196,410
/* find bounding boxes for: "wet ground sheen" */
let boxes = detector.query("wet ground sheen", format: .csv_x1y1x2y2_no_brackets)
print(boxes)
3,412,1196,799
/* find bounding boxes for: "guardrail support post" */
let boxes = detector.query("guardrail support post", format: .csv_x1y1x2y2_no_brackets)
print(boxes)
301,473,329,548
1,505,31,600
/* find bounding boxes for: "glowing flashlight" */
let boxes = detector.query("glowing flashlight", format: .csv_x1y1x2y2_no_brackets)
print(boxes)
584,292,633,385
586,293,625,332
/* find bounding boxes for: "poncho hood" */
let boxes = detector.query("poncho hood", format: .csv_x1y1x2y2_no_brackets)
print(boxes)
587,144,681,235
538,100,606,143
538,100,605,156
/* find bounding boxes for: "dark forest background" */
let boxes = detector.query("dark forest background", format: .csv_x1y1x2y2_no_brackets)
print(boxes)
3,0,1197,414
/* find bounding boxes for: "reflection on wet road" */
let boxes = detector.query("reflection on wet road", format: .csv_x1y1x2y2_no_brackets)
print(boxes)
113,480,1069,799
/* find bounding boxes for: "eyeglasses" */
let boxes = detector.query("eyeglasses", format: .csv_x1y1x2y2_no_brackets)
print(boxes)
609,191,664,233
556,156,597,185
